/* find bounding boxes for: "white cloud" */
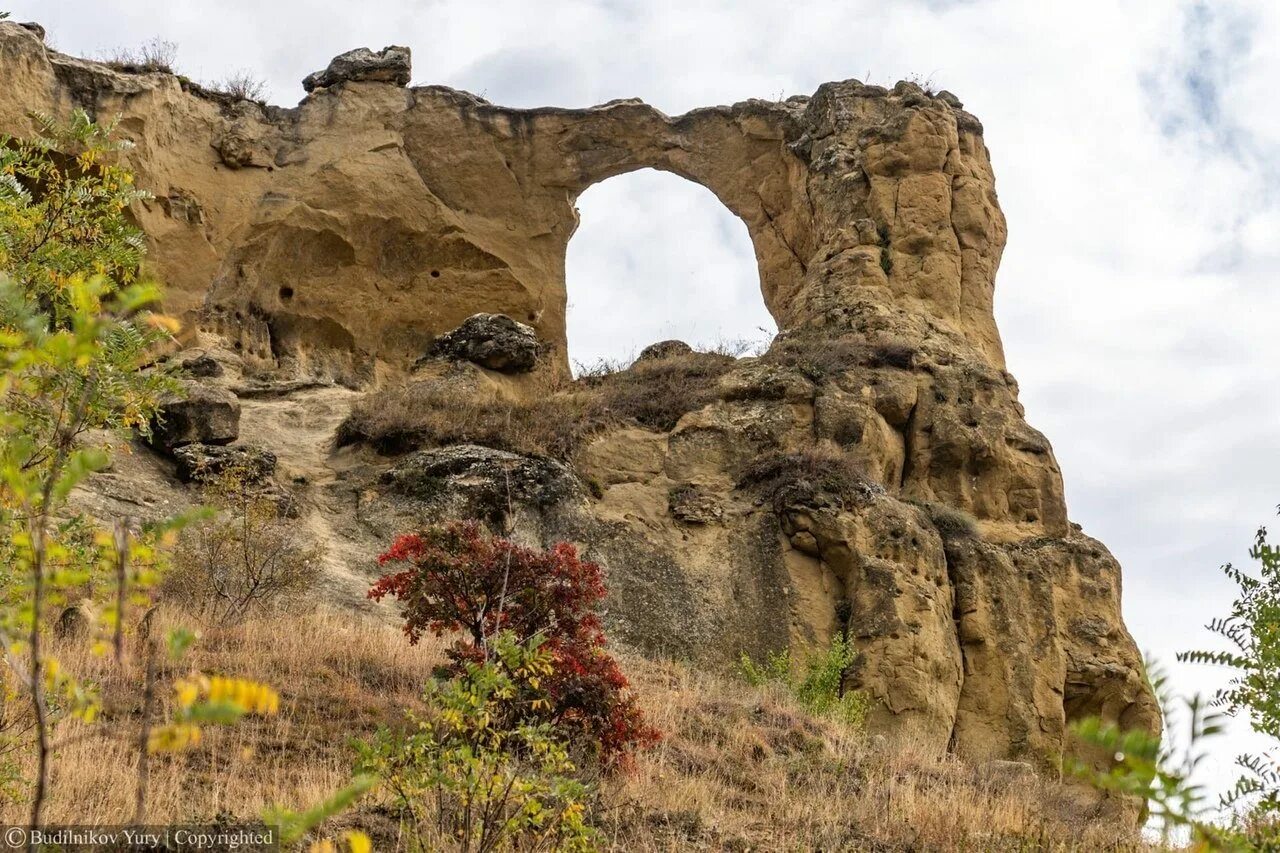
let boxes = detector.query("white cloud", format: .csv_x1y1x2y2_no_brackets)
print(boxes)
11,0,1280,811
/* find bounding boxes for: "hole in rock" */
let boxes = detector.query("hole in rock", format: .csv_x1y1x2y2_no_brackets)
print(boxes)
279,286,294,301
430,269,441,278
565,169,776,375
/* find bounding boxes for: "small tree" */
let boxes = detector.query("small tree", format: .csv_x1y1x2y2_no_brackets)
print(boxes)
356,632,596,852
0,114,352,841
1179,516,1280,839
164,467,322,625
369,521,658,767
739,635,870,728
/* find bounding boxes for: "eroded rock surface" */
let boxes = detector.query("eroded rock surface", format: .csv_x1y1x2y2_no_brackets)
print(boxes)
1,20,1157,811
173,443,277,484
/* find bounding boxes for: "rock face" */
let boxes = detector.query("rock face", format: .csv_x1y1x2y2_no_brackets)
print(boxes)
1,20,1157,809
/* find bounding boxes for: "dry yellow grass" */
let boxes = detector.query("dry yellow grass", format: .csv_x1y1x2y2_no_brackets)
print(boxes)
1,608,1150,851
334,351,739,459
0,609,440,830
598,657,1146,852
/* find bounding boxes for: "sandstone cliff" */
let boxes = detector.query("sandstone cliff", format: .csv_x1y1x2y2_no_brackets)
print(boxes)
0,21,1158,801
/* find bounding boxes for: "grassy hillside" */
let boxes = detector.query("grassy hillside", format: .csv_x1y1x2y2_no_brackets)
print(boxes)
11,608,1148,851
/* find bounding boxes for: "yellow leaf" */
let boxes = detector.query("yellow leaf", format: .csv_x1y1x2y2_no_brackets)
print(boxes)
175,679,199,709
144,313,182,334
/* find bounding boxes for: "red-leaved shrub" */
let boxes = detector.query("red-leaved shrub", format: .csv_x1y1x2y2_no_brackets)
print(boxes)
369,521,659,767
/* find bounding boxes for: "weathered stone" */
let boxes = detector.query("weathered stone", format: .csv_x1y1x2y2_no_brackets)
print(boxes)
981,759,1035,784
302,45,411,92
637,340,693,362
147,383,240,452
667,483,723,524
425,313,542,373
179,353,222,378
161,188,204,224
382,444,581,525
55,601,95,640
173,443,277,484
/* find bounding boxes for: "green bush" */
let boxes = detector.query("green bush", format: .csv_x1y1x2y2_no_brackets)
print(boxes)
356,632,597,852
740,635,869,729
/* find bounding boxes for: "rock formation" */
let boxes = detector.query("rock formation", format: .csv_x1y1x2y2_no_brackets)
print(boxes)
0,20,1158,805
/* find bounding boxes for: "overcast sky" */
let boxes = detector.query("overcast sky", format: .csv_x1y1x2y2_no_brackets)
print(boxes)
14,0,1280,812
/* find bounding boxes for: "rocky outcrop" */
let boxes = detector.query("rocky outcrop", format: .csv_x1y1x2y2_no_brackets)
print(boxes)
147,384,240,452
173,443,277,484
637,340,694,362
424,313,543,373
3,20,1157,811
302,45,411,92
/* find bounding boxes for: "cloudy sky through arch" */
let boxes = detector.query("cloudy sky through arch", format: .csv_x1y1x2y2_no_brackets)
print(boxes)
12,0,1280,808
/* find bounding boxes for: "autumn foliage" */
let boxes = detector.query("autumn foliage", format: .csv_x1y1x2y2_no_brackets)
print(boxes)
369,521,659,767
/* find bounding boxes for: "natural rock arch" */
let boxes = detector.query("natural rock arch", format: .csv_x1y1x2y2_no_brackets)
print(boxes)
564,167,774,367
0,23,1002,379
0,23,1159,809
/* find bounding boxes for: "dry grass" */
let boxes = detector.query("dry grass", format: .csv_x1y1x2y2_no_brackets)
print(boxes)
336,352,736,459
100,38,177,74
337,333,924,463
577,351,736,432
603,657,1148,852
335,380,607,458
913,499,981,541
2,609,1148,850
763,332,916,380
206,71,268,103
738,448,878,510
0,608,440,829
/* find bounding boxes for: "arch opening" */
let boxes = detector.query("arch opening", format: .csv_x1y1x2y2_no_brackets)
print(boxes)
565,169,777,374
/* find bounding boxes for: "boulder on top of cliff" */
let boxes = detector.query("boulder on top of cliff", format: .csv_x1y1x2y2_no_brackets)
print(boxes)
147,383,240,453
636,340,694,362
424,313,542,373
173,443,277,484
302,46,411,92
